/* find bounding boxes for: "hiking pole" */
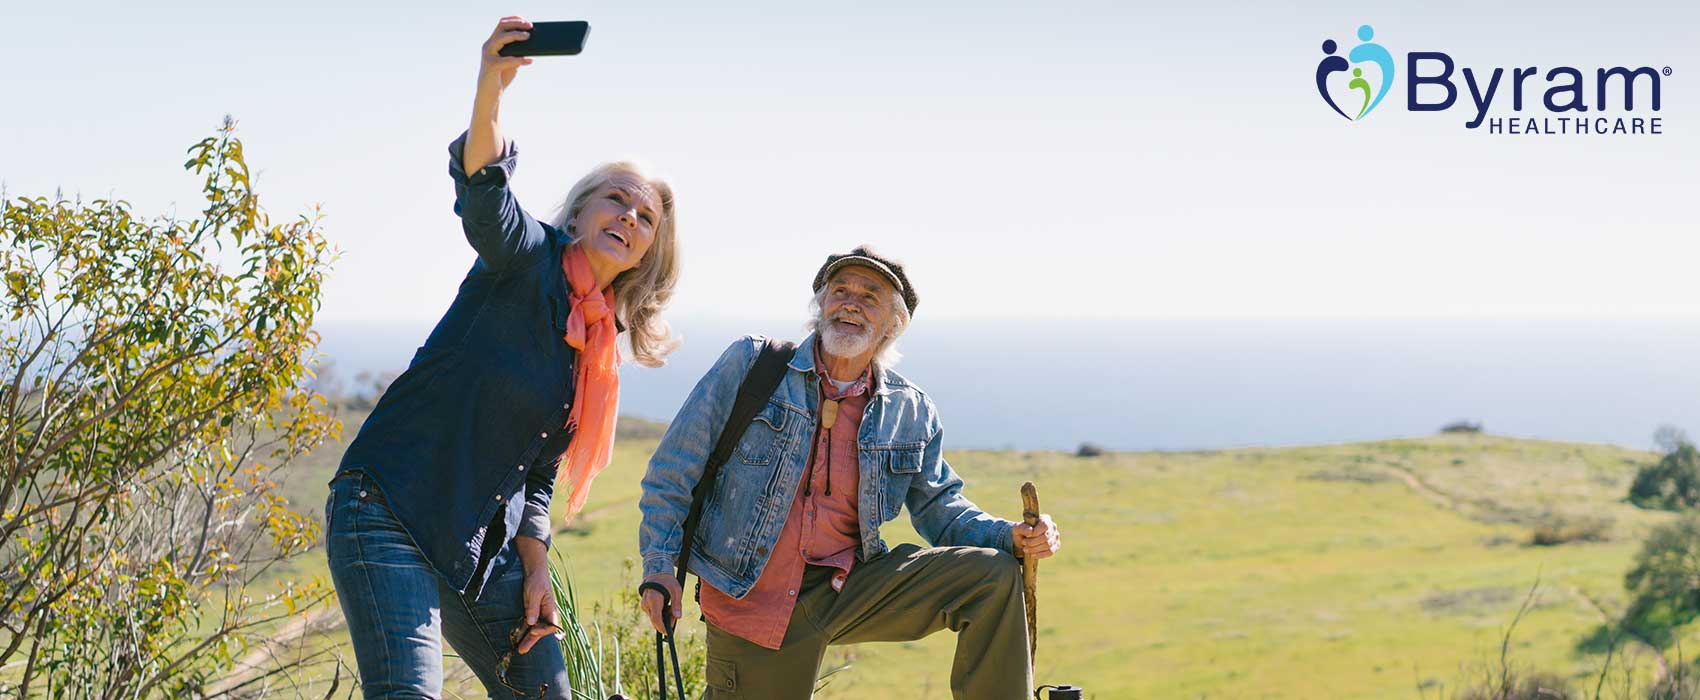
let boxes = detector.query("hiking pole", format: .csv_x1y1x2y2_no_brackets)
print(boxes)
634,581,686,700
1023,483,1087,700
1021,481,1041,667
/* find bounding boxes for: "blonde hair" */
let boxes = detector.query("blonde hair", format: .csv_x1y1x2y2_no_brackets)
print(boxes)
550,162,680,368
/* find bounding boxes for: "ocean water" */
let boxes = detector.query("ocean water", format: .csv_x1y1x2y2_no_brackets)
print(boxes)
315,317,1700,452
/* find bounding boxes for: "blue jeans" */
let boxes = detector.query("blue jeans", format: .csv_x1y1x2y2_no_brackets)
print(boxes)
326,472,570,699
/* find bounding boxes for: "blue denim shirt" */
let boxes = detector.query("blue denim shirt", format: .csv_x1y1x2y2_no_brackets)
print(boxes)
333,132,580,598
638,334,1016,599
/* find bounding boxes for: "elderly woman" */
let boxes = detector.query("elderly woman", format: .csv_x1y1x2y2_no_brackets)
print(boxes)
324,17,678,699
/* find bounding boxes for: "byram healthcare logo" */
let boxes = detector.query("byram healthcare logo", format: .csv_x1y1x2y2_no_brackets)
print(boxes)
1314,24,1671,135
1316,25,1395,121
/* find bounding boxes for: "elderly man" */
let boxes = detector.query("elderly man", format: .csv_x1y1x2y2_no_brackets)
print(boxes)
637,246,1061,699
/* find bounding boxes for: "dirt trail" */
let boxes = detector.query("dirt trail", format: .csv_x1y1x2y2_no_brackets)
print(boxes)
1371,461,1460,511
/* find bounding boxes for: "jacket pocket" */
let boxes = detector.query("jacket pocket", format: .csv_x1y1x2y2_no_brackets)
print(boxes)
877,444,925,520
884,446,924,474
734,401,791,466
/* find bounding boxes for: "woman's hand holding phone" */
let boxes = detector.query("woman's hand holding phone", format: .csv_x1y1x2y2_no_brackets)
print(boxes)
465,17,533,177
480,16,535,93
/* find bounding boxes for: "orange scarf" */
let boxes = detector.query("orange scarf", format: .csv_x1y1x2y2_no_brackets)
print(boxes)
558,244,620,519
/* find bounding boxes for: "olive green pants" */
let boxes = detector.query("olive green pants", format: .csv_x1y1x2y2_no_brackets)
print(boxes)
703,544,1031,699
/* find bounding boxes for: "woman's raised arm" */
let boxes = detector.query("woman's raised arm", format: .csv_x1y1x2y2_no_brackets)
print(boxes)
465,16,532,174
449,16,548,271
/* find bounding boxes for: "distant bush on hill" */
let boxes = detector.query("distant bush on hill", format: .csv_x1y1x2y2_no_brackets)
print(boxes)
1628,443,1700,510
1076,442,1106,458
1440,420,1484,434
1526,511,1612,546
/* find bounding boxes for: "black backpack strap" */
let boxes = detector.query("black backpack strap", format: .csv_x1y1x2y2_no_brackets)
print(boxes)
673,338,797,585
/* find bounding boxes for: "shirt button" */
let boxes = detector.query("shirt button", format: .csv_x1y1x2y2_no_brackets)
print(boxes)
541,432,548,438
517,465,525,471
787,589,796,597
358,490,368,499
494,495,503,501
756,546,768,556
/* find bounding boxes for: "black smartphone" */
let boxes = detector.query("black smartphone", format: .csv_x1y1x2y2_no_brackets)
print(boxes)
500,21,590,57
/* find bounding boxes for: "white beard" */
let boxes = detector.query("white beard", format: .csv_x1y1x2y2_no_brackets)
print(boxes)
819,318,876,358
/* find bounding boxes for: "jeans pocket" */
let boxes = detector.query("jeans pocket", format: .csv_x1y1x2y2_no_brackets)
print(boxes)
324,489,336,534
325,473,360,535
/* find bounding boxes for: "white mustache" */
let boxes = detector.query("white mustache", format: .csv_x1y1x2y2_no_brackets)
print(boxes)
828,312,868,332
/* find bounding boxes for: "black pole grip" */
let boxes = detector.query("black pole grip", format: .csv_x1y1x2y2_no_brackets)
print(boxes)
637,581,686,699
637,581,676,633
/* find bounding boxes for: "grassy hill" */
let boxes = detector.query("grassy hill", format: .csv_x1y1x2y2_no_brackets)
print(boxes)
258,410,1685,699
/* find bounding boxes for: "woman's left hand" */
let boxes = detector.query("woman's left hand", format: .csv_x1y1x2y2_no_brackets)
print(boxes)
513,535,560,654
516,567,560,654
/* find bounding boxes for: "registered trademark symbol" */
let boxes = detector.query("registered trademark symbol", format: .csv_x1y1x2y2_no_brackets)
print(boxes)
1665,66,1674,76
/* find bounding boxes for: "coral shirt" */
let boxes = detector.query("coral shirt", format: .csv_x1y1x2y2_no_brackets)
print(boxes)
700,358,870,649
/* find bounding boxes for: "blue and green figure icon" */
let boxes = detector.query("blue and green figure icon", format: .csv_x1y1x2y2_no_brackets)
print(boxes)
1314,24,1396,121
1348,68,1372,118
1348,25,1394,117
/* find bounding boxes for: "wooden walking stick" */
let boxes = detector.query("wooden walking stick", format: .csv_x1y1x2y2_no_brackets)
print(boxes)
1021,481,1041,667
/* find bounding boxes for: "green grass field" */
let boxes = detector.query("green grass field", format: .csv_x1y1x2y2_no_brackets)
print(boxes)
257,411,1690,699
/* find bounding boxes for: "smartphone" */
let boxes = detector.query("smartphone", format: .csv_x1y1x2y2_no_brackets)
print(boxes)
500,21,590,57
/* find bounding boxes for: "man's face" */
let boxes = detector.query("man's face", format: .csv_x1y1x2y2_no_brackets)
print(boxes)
818,266,896,360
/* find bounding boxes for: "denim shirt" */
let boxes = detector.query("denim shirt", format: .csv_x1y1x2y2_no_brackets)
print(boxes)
638,334,1016,599
333,132,579,598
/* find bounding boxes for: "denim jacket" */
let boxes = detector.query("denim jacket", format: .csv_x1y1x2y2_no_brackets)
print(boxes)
332,132,579,598
638,334,1016,599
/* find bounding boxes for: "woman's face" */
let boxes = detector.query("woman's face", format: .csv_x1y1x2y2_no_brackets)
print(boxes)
573,172,661,277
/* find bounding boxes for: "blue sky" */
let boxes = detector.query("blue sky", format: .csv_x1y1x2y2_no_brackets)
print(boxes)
4,0,1696,323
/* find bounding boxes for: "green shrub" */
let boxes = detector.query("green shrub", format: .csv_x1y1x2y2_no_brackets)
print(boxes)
0,118,340,696
1628,444,1700,510
1625,515,1700,636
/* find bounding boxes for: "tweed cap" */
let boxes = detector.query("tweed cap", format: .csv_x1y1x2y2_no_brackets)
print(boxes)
811,245,918,315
